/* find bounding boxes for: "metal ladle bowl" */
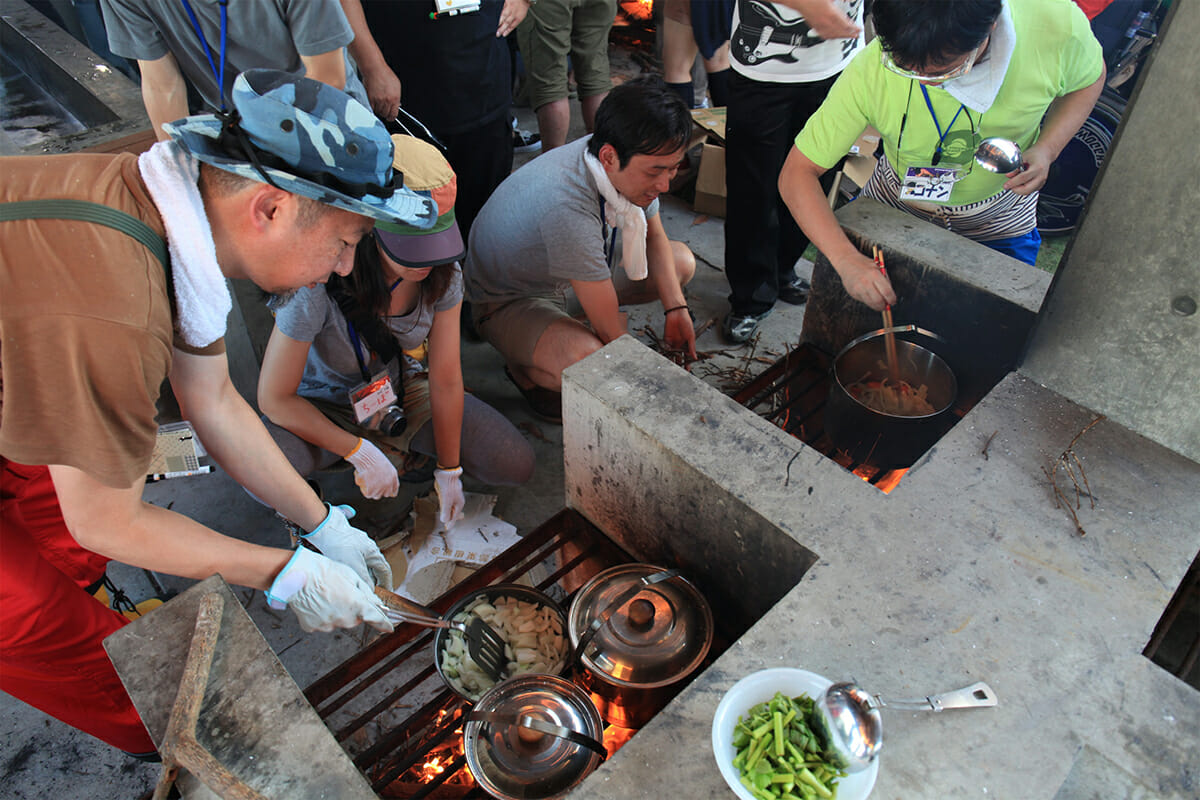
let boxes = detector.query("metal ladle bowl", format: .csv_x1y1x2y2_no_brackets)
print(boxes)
974,137,1025,174
812,680,999,773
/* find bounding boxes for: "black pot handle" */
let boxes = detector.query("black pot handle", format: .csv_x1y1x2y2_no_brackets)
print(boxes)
468,711,608,760
572,568,681,664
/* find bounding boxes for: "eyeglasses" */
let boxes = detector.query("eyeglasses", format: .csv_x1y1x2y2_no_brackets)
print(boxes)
881,42,983,83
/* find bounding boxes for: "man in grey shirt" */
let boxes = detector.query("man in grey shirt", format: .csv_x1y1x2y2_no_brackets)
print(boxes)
464,77,697,421
102,0,366,141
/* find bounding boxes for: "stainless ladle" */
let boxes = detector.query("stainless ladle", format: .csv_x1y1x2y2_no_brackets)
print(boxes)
974,137,1026,174
811,680,998,773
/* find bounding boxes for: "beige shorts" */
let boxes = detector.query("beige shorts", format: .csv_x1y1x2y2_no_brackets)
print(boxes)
472,262,648,366
473,296,570,367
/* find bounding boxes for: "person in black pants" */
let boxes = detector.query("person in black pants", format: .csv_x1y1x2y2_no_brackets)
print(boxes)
346,0,521,242
721,0,865,343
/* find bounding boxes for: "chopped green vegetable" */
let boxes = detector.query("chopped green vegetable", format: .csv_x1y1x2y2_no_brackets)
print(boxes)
731,691,844,799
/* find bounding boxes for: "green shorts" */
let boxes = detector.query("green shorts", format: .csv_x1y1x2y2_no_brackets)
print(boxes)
517,0,617,110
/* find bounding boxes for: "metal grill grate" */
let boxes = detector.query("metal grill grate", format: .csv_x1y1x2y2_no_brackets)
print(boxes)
732,343,908,489
304,510,635,797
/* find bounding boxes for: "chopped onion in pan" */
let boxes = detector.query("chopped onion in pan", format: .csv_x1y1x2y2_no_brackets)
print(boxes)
439,594,567,700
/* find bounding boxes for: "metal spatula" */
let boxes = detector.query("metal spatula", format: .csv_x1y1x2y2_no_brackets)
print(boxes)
374,587,508,681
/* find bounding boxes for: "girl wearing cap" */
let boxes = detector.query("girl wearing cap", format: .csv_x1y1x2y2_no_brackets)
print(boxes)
257,139,533,524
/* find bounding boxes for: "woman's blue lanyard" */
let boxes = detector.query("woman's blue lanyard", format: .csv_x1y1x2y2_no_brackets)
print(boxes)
180,0,229,111
598,197,619,269
919,84,966,167
346,277,405,383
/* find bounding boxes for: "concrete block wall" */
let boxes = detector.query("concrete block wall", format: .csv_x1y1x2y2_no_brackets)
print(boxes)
562,336,881,626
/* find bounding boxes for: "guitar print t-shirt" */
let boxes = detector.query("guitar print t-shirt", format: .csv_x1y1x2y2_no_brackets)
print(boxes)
730,0,864,83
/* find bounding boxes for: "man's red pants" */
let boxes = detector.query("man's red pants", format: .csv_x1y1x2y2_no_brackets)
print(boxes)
0,458,155,753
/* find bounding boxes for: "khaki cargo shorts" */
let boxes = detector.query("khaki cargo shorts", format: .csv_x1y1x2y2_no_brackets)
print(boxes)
517,0,617,109
472,296,570,367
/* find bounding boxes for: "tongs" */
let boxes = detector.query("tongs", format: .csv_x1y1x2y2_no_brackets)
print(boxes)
374,587,508,681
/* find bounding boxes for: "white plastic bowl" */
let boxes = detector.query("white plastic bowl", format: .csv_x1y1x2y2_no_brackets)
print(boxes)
711,668,879,800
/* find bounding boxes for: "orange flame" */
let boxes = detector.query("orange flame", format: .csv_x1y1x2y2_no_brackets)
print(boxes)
620,0,654,21
851,465,907,495
415,711,471,786
602,724,637,754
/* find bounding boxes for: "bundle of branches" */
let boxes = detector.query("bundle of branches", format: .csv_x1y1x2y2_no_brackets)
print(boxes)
1042,415,1104,536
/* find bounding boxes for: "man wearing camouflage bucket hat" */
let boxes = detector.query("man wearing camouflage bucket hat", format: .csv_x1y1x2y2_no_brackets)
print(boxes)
0,70,433,757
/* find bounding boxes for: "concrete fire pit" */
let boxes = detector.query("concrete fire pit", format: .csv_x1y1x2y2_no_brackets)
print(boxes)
563,336,1199,798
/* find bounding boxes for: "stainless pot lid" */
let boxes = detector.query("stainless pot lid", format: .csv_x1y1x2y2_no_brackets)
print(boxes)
568,564,713,688
464,674,605,800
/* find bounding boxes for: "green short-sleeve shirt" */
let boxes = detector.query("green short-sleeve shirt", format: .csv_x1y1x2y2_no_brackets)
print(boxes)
795,0,1103,206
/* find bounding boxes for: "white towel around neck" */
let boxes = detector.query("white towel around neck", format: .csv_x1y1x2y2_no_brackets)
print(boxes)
943,0,1016,114
138,140,232,348
583,150,648,281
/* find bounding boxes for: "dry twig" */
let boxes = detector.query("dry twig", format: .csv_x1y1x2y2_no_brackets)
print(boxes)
981,430,998,460
1043,415,1104,536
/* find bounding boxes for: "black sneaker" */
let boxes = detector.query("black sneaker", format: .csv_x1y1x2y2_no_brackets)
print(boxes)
512,124,542,154
778,273,811,305
721,310,771,344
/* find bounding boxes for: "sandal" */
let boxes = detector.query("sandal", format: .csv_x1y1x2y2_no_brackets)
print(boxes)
504,367,562,424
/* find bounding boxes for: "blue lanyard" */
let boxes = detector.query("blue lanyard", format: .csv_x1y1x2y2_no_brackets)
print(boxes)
180,0,229,111
919,84,966,166
345,276,405,382
598,197,618,269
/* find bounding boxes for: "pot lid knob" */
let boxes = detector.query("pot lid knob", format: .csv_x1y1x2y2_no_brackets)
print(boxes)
627,598,655,629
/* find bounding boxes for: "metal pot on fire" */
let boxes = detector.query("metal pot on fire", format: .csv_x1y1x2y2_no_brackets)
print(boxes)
567,564,714,729
464,674,607,800
823,326,958,470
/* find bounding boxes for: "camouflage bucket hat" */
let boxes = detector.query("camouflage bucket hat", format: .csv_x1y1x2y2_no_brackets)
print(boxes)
164,69,437,229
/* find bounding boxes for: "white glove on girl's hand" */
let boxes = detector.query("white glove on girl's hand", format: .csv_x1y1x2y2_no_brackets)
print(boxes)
345,438,399,500
434,466,466,526
266,547,393,634
303,503,393,590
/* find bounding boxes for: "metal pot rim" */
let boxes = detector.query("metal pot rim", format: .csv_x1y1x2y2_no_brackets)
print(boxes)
832,326,957,420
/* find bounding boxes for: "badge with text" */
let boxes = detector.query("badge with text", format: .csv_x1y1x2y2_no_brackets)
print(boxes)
349,371,397,424
900,166,962,203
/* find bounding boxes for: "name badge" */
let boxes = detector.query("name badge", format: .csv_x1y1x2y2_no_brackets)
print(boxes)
349,370,397,424
899,166,962,204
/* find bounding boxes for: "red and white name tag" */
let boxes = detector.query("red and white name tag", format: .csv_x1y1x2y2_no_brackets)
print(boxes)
349,371,397,424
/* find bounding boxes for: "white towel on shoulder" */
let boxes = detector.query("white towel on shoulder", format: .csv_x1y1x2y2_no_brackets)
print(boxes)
584,150,648,281
138,141,232,348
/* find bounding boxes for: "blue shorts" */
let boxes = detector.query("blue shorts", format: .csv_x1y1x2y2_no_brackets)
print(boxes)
981,228,1042,266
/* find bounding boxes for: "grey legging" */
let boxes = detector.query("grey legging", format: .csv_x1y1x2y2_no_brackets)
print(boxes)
264,393,534,487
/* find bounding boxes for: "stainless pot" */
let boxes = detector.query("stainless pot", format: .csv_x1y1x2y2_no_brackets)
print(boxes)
823,326,958,469
464,674,606,800
567,564,713,728
433,583,570,703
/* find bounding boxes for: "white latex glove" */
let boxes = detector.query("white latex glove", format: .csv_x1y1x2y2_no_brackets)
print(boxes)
266,547,394,634
345,437,400,500
434,466,466,526
302,503,393,590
